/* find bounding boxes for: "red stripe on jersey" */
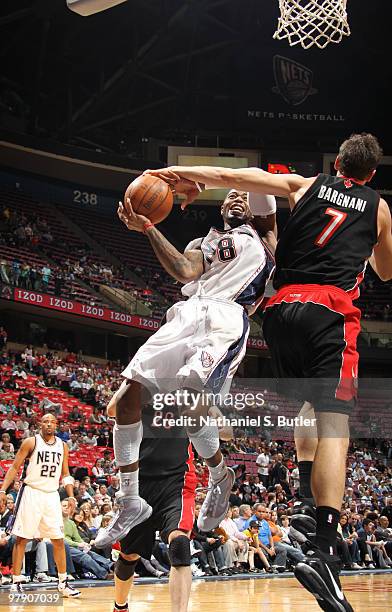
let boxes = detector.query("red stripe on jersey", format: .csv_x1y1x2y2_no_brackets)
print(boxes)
178,443,197,532
265,284,360,401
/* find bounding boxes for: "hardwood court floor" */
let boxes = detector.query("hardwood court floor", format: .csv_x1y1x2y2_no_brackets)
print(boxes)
6,573,390,611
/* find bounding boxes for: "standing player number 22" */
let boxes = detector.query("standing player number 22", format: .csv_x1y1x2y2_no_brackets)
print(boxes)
315,207,348,247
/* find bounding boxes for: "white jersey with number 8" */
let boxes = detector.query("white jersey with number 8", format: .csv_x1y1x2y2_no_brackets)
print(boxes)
182,224,273,308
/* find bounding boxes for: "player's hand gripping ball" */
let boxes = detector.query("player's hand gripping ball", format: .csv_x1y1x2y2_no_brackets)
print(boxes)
123,174,173,224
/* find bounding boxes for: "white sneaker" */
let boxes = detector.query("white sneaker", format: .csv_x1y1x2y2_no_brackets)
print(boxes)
94,496,152,548
58,580,81,598
34,572,57,583
66,574,76,581
197,467,235,532
351,563,362,570
191,564,205,577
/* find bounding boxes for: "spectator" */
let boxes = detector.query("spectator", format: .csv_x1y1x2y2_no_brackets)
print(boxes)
1,416,16,432
76,483,94,503
338,513,362,569
0,442,15,460
239,474,260,505
235,504,252,531
41,265,51,292
83,431,97,447
291,465,300,491
246,503,287,570
1,495,15,528
57,422,70,442
357,518,391,568
67,433,80,451
268,509,305,566
270,454,289,490
0,327,7,349
256,445,270,488
0,433,14,452
69,406,82,421
61,499,113,579
107,475,120,499
219,507,249,572
242,521,273,573
81,477,95,497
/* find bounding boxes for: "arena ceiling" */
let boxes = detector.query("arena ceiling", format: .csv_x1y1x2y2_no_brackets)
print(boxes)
0,0,391,157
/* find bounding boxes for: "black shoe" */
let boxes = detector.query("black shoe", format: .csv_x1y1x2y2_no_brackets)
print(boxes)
294,548,354,612
292,500,317,520
290,513,317,547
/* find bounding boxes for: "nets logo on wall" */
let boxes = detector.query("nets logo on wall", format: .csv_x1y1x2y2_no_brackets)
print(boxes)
272,55,317,106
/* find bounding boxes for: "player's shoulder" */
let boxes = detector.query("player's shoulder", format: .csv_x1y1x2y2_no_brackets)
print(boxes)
19,435,37,453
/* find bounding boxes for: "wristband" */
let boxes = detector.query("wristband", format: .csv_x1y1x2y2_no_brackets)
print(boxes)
0,490,6,494
195,182,204,193
143,221,155,234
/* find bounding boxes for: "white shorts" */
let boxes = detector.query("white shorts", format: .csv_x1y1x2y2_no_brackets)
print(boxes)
12,485,64,540
122,296,250,394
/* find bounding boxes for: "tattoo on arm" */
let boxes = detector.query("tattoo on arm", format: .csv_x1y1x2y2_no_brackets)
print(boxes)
146,227,203,283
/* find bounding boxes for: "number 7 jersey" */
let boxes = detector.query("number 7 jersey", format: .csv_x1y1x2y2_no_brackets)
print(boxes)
181,223,274,308
24,434,64,492
273,173,380,300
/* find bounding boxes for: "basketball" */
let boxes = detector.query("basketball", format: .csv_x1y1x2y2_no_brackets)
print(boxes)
124,175,173,224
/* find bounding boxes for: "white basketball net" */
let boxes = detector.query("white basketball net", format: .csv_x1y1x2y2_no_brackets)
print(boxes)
273,0,350,49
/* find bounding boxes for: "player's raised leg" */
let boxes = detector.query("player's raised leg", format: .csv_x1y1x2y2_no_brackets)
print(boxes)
95,380,152,548
187,409,235,532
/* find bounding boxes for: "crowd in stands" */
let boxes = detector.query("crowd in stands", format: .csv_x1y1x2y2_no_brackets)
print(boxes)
0,340,391,583
0,197,170,317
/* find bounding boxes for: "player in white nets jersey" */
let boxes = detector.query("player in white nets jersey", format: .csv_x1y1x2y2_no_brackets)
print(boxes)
95,187,276,557
0,414,80,597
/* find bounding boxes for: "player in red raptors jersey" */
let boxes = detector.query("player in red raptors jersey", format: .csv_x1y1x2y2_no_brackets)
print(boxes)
149,133,392,612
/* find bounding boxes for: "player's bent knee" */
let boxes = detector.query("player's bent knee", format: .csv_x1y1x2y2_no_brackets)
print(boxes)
168,535,191,567
115,556,139,581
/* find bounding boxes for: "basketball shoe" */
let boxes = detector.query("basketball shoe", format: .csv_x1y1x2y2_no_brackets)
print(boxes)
58,579,81,598
94,495,152,548
114,603,129,612
197,467,235,531
294,547,354,612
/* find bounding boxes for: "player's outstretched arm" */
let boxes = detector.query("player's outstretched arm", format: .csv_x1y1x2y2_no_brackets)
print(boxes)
146,166,309,199
118,200,204,283
369,198,392,281
0,437,34,498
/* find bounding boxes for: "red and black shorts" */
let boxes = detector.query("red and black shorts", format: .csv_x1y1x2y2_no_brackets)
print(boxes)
262,284,361,415
119,469,197,558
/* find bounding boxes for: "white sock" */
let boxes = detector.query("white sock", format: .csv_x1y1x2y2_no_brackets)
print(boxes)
58,572,67,584
12,575,23,584
208,458,228,484
120,469,139,497
114,421,143,467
